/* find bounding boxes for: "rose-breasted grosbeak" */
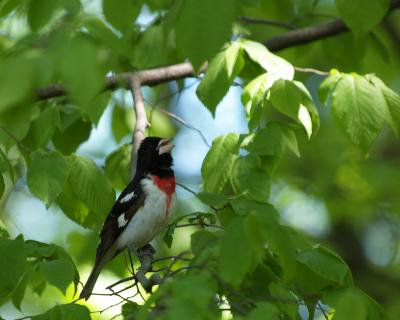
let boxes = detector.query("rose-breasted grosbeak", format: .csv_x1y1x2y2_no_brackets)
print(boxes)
80,137,175,300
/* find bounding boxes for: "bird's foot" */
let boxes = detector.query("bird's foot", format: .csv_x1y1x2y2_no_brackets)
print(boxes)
137,244,155,257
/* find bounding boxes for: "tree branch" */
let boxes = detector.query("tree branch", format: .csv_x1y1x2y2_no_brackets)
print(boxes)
265,0,400,52
237,16,295,30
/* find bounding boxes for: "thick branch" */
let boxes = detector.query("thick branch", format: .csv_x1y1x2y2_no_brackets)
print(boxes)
265,19,347,52
265,0,400,52
136,244,163,293
37,1,400,100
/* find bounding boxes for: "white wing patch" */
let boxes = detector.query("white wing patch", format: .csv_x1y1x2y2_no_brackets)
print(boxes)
120,191,135,203
117,214,128,228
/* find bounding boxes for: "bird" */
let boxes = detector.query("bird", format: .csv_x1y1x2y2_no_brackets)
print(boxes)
79,137,176,300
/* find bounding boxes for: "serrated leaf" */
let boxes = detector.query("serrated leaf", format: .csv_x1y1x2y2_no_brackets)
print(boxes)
247,122,299,157
27,150,70,207
230,154,271,202
67,155,115,223
197,41,244,115
176,0,235,70
196,192,229,208
241,72,276,130
102,0,141,33
367,74,400,136
319,73,342,105
40,259,75,294
296,247,350,285
201,133,240,193
240,39,294,80
330,74,386,151
32,304,91,320
268,79,314,138
0,236,26,305
336,0,389,35
27,0,59,31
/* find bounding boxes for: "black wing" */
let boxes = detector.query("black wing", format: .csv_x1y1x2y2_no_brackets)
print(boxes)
95,178,146,262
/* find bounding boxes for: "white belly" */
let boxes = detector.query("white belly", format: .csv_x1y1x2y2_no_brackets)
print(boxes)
116,177,175,251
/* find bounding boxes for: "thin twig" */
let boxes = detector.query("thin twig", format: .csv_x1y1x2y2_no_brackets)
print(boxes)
294,66,330,76
176,182,197,196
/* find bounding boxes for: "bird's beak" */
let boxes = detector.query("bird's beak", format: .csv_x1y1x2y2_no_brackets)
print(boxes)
157,138,174,155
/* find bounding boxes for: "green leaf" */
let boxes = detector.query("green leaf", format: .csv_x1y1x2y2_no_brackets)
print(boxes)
102,0,141,33
268,79,314,138
59,35,106,108
81,92,111,125
105,143,131,190
247,302,280,320
240,39,294,80
247,122,299,157
196,192,229,208
27,150,70,207
296,247,351,285
176,0,235,70
32,304,91,320
219,215,264,287
0,147,14,183
0,236,26,305
336,0,389,35
0,57,34,112
367,74,400,136
111,104,132,143
11,268,31,310
191,230,219,257
23,106,60,149
318,72,342,105
330,74,386,151
40,259,75,294
230,154,271,202
122,302,140,319
0,174,4,199
52,116,92,155
201,133,240,193
196,41,244,115
0,0,23,17
241,73,276,130
27,0,59,31
0,225,9,239
67,155,115,224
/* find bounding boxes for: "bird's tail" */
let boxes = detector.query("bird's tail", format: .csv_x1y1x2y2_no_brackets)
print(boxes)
79,259,106,300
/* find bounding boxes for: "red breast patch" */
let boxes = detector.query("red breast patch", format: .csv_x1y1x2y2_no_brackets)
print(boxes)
152,176,176,196
152,176,176,213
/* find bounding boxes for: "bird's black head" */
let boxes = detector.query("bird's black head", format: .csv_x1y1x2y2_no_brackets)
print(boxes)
136,137,174,177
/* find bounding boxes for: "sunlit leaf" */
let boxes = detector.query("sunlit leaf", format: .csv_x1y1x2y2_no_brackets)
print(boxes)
240,39,294,80
330,74,386,151
201,133,240,193
197,41,244,115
